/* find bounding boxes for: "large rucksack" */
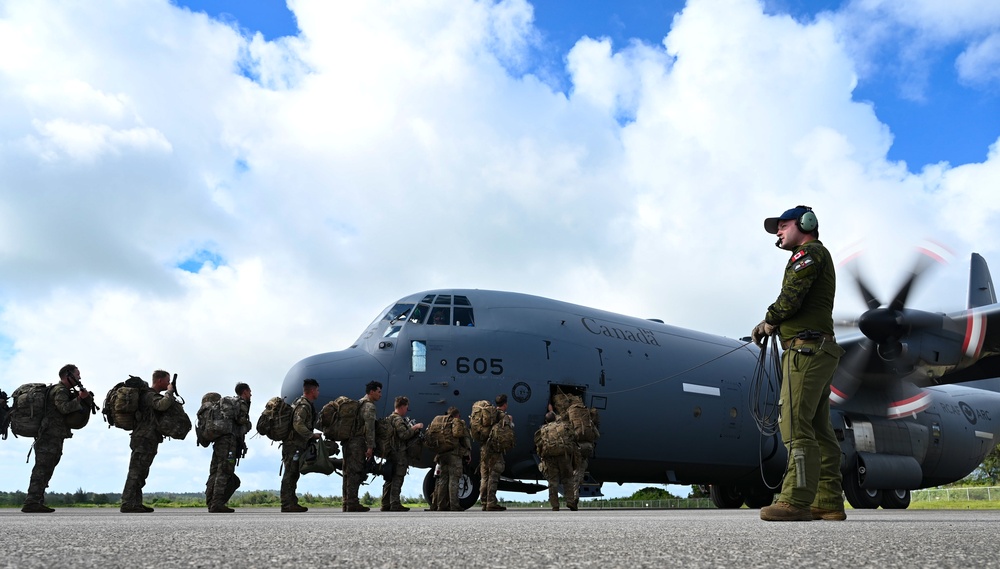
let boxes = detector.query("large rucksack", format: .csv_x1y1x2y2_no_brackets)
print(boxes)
319,396,361,442
469,400,497,442
487,414,516,453
256,396,294,442
155,396,192,440
9,383,53,438
373,416,394,458
535,420,575,458
0,389,10,440
196,393,242,447
425,414,457,453
103,376,147,431
567,400,600,443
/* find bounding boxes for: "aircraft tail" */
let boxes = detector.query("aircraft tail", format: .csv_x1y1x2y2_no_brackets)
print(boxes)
968,252,997,309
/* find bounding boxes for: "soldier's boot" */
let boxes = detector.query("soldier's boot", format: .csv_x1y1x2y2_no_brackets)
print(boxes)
21,503,55,513
281,504,308,513
120,504,152,514
209,502,235,513
345,504,370,512
760,502,812,522
811,506,847,521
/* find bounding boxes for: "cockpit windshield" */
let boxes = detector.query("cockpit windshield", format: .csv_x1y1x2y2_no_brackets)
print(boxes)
409,294,475,326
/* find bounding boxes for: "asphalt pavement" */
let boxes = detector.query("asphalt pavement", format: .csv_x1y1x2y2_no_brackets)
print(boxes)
2,507,998,568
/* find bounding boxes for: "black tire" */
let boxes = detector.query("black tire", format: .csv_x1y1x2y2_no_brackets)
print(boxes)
880,489,911,509
743,490,776,508
709,484,745,509
422,467,481,511
843,462,882,509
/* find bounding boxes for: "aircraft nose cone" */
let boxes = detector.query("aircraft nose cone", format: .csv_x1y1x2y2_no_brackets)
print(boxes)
280,349,388,403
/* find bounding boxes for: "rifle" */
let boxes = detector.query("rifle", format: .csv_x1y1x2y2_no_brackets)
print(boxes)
170,373,184,404
70,374,99,415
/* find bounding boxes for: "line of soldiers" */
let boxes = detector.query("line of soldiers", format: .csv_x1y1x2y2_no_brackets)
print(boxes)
15,365,188,513
13,367,596,513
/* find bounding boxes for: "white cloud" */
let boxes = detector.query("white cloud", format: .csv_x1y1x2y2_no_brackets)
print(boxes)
957,32,1000,86
830,0,1000,96
1,0,998,499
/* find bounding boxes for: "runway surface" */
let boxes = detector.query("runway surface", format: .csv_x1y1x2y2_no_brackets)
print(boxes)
2,507,998,568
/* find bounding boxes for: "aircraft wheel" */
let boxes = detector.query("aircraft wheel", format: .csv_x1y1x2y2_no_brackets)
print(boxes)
842,463,882,509
422,469,437,507
880,489,911,509
458,470,481,510
743,490,775,509
421,467,481,511
709,484,745,509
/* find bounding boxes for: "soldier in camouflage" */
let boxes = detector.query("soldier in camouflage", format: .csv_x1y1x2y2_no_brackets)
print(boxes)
121,369,175,513
479,393,511,511
21,364,93,514
752,206,846,522
205,382,252,513
379,395,423,511
431,406,471,511
535,412,576,511
343,380,382,512
281,378,320,513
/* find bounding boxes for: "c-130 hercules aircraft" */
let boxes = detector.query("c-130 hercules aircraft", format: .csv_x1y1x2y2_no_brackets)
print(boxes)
280,252,1000,510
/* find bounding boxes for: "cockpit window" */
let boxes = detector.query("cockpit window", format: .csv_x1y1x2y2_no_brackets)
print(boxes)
428,306,451,325
384,303,415,323
409,304,429,324
405,296,474,327
454,307,474,326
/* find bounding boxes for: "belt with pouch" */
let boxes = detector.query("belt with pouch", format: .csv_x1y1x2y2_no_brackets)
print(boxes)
781,333,835,350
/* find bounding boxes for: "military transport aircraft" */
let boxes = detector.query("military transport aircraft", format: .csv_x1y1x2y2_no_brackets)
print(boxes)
280,253,1000,509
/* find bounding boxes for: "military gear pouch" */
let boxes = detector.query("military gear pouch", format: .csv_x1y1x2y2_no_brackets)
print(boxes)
299,437,335,475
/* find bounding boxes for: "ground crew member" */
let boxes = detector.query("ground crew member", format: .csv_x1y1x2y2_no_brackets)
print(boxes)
121,369,175,513
535,411,577,511
380,395,423,511
431,406,471,511
21,364,93,513
479,394,512,511
752,205,846,522
281,378,320,513
205,382,252,513
343,380,382,512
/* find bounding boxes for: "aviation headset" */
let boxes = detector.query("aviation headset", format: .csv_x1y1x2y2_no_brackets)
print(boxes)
795,206,818,233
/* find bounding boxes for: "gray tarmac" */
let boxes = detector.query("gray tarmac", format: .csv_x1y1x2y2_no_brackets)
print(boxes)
2,507,999,568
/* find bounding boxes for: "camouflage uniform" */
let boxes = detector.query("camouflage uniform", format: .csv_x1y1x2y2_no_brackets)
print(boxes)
122,388,175,509
765,239,845,511
432,416,470,511
569,408,599,509
24,384,84,508
205,398,250,510
380,412,419,510
478,408,508,509
535,419,577,510
280,396,315,509
343,394,376,509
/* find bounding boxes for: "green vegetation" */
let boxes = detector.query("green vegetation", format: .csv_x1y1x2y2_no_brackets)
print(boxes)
0,488,427,509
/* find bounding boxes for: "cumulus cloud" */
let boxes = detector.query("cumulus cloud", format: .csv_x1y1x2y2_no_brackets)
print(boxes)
1,0,998,498
830,0,1000,97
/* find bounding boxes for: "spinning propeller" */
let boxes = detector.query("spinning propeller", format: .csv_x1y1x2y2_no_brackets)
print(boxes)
831,252,945,418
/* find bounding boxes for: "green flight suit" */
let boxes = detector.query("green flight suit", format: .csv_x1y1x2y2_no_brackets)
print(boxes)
765,239,845,510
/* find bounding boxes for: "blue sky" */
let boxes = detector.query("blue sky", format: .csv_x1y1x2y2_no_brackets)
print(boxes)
175,0,999,168
2,0,999,503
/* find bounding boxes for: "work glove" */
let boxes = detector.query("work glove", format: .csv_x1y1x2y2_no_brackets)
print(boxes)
751,320,775,348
